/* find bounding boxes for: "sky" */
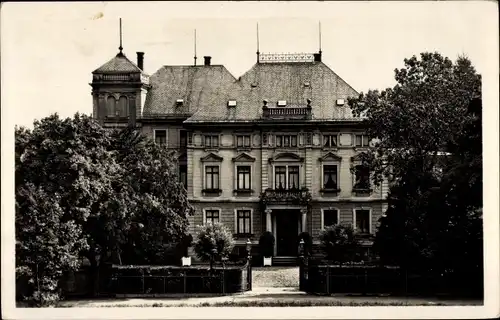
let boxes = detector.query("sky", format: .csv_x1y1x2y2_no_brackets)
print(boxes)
1,1,498,128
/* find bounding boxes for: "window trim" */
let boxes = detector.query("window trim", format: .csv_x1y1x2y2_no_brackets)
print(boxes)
235,165,252,191
275,134,299,148
353,164,371,191
353,207,372,234
153,129,168,146
354,134,370,148
320,208,340,230
235,134,252,149
203,133,221,149
203,208,221,226
234,208,253,235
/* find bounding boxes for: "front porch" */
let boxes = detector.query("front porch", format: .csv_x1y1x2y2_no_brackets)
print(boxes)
260,188,312,260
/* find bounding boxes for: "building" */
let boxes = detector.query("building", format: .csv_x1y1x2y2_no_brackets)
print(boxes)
90,41,389,263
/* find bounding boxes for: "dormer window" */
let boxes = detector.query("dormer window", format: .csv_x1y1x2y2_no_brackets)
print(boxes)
176,99,184,106
336,99,345,106
227,100,237,107
304,82,311,88
277,100,287,107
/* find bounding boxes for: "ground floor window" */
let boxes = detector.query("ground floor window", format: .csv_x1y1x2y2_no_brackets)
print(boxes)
322,209,339,228
236,210,251,234
205,210,220,225
354,209,370,234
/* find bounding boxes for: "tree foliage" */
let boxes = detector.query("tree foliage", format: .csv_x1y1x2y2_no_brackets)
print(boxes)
348,52,482,278
319,224,357,264
15,114,193,304
193,223,235,270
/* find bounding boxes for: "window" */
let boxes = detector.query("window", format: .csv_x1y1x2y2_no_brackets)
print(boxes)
204,135,219,148
179,130,187,148
275,166,287,189
179,164,187,188
117,96,128,117
355,134,370,147
236,210,251,234
236,135,251,148
323,165,338,189
288,166,299,189
354,165,370,190
154,130,167,146
276,134,298,148
355,209,370,234
106,96,116,117
275,166,300,190
237,166,251,190
323,134,338,148
205,166,220,190
323,209,339,228
205,210,220,225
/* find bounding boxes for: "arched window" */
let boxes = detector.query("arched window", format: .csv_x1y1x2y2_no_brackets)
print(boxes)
117,96,128,117
106,96,116,117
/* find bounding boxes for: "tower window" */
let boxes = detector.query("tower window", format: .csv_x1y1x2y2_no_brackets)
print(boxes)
106,96,116,117
117,96,128,117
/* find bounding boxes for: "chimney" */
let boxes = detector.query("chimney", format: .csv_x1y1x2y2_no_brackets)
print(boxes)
204,56,211,66
137,52,144,70
313,52,322,62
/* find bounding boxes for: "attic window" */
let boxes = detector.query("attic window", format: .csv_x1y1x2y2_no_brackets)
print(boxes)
336,99,345,106
227,100,237,107
304,82,311,87
176,99,184,106
277,100,287,107
251,83,258,88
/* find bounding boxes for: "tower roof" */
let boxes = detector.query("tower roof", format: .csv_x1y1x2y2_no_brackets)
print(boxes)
92,52,143,74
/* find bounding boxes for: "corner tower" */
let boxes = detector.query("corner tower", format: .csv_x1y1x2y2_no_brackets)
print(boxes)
90,19,150,127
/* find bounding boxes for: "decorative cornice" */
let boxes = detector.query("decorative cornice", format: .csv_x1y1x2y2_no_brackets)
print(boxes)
268,152,304,163
318,152,342,162
232,152,256,162
200,152,223,162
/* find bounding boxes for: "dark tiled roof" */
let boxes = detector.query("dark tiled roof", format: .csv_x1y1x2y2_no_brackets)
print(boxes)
93,52,143,74
143,65,237,116
185,61,359,122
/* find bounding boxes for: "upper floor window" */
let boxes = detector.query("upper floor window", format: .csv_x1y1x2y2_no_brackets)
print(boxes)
205,166,220,190
323,134,338,148
355,134,370,147
236,135,251,148
354,165,370,190
154,130,167,146
323,165,338,190
276,134,298,148
204,135,219,148
106,96,116,117
275,165,300,190
117,96,128,117
354,209,371,234
205,210,220,225
237,166,251,190
179,130,187,148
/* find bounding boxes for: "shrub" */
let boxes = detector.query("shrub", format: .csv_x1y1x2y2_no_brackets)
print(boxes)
178,234,193,257
298,232,313,256
319,224,357,264
193,223,234,270
258,231,275,258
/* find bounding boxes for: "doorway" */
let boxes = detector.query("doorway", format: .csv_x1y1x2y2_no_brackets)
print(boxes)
275,210,299,256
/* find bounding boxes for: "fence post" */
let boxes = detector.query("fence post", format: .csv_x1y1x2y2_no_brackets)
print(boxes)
183,270,187,294
246,239,252,291
326,265,330,295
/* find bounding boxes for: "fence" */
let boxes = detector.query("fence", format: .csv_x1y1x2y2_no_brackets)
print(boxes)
300,261,483,298
109,262,252,296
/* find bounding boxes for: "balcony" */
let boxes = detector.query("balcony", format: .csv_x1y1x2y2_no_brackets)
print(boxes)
262,106,312,120
260,188,312,205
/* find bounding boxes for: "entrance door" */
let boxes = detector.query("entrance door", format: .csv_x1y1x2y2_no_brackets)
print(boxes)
275,210,299,256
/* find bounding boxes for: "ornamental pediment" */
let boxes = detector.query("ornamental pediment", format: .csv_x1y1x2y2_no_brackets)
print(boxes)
232,152,256,162
318,152,342,162
200,153,223,162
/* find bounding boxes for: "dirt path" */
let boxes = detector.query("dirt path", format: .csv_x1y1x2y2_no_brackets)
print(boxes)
252,267,299,288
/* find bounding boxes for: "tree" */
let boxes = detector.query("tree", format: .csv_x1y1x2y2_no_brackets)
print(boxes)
349,53,482,279
194,223,235,270
15,113,118,304
15,114,194,303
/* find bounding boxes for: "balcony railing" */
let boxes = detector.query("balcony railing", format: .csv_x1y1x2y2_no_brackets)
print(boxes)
260,188,312,205
263,106,312,120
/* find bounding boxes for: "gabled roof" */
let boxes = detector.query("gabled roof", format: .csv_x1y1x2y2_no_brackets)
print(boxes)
93,52,143,74
185,61,359,123
142,65,237,116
